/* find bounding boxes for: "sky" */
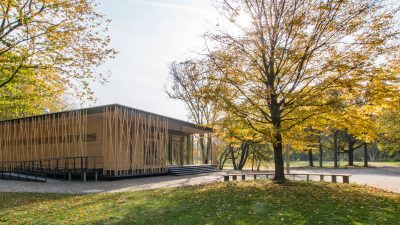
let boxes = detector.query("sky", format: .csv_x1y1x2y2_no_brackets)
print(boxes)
88,0,218,121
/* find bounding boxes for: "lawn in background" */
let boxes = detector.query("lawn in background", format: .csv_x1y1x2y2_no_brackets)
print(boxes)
223,161,400,171
1,180,399,225
289,161,400,168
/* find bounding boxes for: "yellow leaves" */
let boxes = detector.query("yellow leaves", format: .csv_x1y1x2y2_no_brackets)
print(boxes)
0,0,116,105
317,5,330,11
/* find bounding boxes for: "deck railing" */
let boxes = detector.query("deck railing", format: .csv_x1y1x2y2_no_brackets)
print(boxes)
0,156,102,182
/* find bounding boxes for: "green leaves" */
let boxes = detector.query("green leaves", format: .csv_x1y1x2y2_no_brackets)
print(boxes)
0,53,68,118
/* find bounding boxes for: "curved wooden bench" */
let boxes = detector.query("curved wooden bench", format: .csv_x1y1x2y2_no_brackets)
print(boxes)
223,173,352,183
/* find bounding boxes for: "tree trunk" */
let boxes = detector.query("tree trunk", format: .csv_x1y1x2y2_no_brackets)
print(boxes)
272,125,285,180
333,131,338,168
251,150,255,171
348,142,354,166
237,143,250,170
363,142,368,167
229,145,238,170
269,72,285,180
319,137,323,167
308,149,314,167
205,134,212,164
218,146,229,170
199,134,206,164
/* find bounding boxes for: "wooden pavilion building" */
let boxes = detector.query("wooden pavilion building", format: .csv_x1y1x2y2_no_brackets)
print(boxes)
0,104,215,180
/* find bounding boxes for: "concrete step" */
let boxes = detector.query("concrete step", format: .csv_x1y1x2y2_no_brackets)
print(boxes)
169,165,218,176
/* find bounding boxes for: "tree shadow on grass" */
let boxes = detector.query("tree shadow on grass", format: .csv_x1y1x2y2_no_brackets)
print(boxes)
1,181,399,224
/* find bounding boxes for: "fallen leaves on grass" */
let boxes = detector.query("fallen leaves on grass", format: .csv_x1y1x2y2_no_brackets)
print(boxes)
0,181,399,225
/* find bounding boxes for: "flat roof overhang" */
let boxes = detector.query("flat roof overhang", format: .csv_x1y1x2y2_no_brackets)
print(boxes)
0,103,213,134
168,121,212,134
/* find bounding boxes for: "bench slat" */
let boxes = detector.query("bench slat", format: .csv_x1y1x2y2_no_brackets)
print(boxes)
223,173,352,177
223,173,351,184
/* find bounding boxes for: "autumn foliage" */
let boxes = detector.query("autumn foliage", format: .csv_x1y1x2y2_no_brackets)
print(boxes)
167,0,400,180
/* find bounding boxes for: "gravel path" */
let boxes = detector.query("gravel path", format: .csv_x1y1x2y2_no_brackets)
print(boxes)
0,173,224,194
0,167,399,194
290,167,400,193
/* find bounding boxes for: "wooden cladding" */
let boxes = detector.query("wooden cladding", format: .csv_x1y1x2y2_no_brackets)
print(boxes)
102,106,169,175
0,111,88,163
0,133,96,147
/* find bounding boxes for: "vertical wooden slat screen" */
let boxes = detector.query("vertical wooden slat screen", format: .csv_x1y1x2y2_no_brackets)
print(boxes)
0,105,209,176
102,106,169,175
0,110,88,163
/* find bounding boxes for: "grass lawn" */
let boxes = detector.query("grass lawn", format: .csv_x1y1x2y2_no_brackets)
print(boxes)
369,161,400,167
1,181,399,225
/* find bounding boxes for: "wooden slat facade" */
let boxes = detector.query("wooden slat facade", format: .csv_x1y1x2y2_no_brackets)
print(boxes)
0,104,213,177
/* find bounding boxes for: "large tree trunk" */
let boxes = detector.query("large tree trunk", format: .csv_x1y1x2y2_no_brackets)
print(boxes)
333,131,338,168
363,142,368,167
319,137,323,167
308,149,314,167
271,115,285,180
273,132,285,180
266,47,285,180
